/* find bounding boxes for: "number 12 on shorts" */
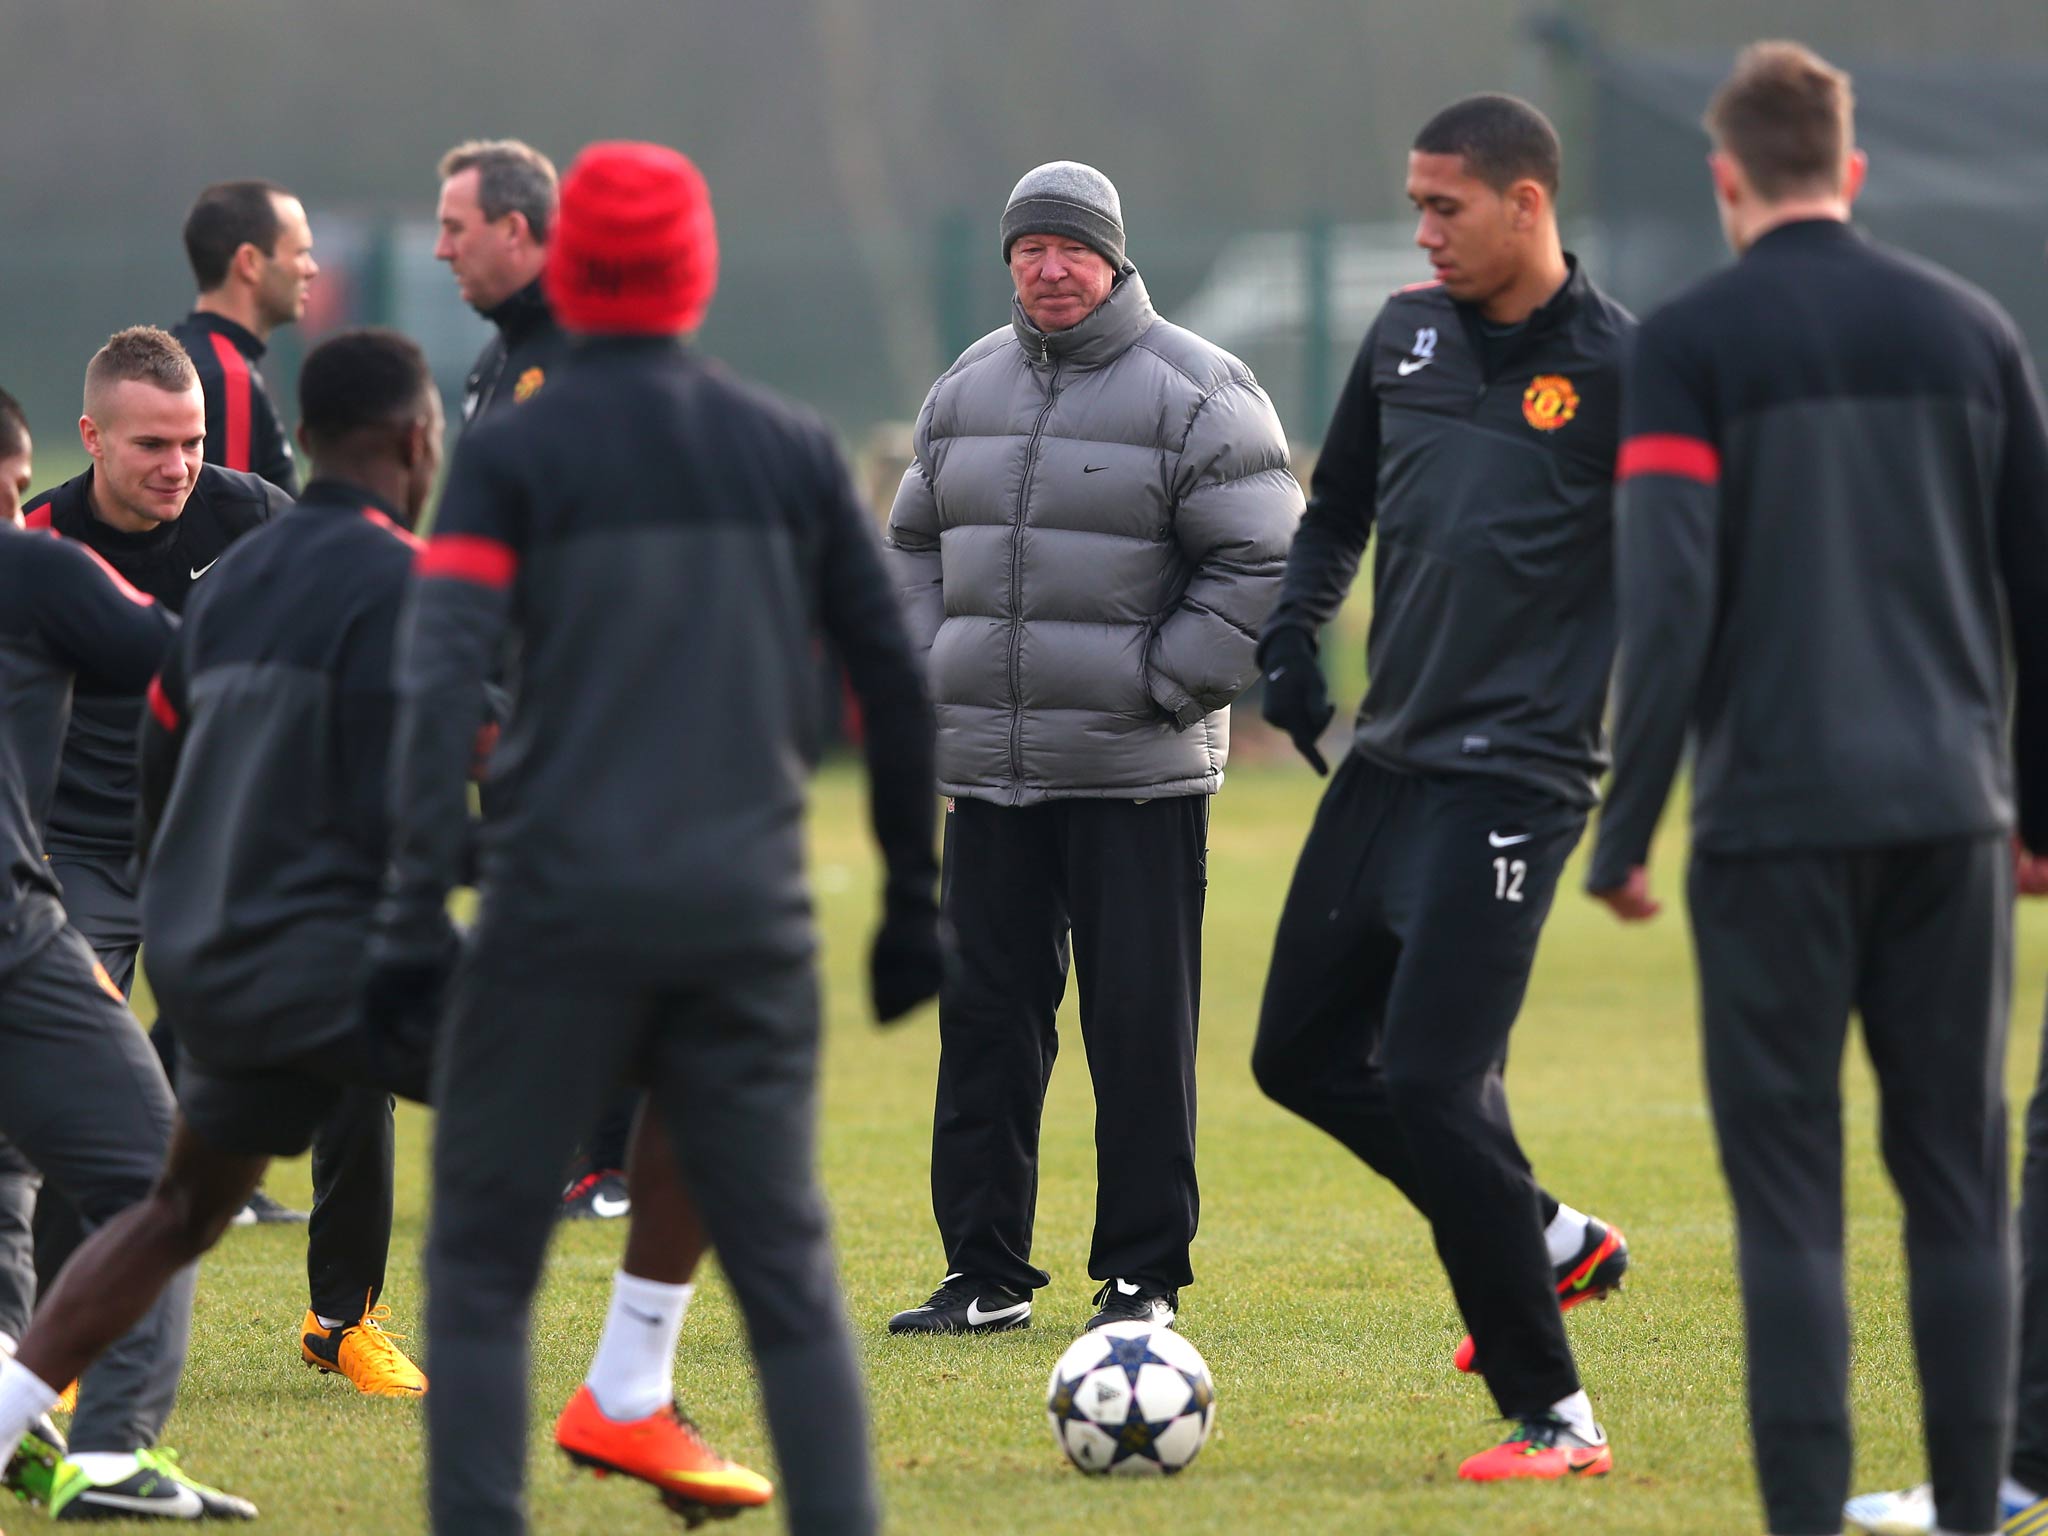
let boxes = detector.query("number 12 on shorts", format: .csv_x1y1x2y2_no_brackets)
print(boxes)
1492,857,1526,902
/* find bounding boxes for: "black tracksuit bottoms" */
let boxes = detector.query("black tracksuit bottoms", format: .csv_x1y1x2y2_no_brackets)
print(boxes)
0,927,194,1454
2016,992,2048,1500
931,794,1207,1294
1688,837,2013,1536
1251,753,1583,1419
426,954,873,1536
44,853,394,1323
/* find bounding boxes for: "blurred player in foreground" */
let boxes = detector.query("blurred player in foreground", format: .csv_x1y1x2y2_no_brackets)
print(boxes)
374,140,942,1535
1590,42,2048,1536
1847,175,2048,1536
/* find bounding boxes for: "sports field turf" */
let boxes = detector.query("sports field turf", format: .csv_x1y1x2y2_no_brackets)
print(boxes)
95,762,2048,1534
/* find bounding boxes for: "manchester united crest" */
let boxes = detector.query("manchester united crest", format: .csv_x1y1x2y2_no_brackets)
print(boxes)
1522,374,1578,432
513,366,546,403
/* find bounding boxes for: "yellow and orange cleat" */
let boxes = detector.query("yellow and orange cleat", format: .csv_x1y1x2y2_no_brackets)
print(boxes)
1457,1414,1612,1482
53,1379,77,1415
300,1306,427,1397
555,1385,773,1526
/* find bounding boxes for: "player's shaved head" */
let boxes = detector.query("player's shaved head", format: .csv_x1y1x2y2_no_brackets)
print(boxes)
78,329,205,533
83,327,200,424
297,328,444,524
299,329,436,452
1413,94,1562,198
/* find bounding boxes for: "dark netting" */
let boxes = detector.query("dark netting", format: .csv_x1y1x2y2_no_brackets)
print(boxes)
1589,52,2048,375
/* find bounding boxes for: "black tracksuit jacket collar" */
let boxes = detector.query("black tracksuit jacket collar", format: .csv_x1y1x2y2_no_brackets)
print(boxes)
181,310,267,361
483,278,553,345
565,335,693,367
299,477,410,528
1445,253,1592,376
53,469,182,560
1746,217,1859,258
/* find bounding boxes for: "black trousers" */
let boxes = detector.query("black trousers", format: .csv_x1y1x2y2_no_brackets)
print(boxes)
573,1087,640,1182
0,927,194,1454
426,956,873,1536
47,853,394,1322
0,1135,34,1346
1252,753,1582,1418
1690,838,2013,1536
2017,993,2048,1496
932,795,1206,1293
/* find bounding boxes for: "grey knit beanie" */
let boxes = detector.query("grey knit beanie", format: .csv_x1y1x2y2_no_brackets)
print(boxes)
999,161,1125,269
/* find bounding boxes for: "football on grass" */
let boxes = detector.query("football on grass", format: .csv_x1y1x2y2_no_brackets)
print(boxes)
1045,1321,1216,1475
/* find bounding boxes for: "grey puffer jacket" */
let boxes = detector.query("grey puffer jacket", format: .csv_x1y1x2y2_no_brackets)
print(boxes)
886,270,1302,805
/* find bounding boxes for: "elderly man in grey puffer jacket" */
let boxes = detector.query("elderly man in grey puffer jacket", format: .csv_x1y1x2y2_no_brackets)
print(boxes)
884,161,1302,1337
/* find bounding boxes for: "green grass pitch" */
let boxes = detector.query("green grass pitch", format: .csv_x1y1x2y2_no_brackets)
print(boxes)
101,764,2048,1534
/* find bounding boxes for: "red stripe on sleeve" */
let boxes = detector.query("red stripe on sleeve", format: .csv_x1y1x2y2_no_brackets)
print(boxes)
208,332,252,471
22,502,51,529
417,534,518,588
361,506,424,551
1616,434,1721,486
146,674,181,732
71,540,157,607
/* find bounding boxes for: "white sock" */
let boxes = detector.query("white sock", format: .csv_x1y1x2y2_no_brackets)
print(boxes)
0,1356,60,1449
2004,1476,2042,1508
1544,1204,1591,1267
315,1315,347,1330
585,1272,692,1422
1548,1388,1598,1441
66,1451,142,1484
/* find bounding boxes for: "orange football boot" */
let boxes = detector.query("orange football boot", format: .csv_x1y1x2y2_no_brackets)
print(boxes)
301,1306,427,1397
555,1385,773,1525
1458,1414,1613,1481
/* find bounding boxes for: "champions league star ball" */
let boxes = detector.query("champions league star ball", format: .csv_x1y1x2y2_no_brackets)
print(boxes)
1045,1321,1216,1476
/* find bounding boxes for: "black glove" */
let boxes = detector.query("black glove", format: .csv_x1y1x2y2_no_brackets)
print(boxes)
359,919,464,1104
1258,626,1335,775
870,900,950,1025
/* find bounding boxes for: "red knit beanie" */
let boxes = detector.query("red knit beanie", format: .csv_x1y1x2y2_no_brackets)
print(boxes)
545,141,718,335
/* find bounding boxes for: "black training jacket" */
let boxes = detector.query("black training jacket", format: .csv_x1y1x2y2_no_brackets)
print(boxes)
460,278,570,429
138,480,420,1068
1589,219,2048,889
168,312,300,495
385,336,937,983
23,464,290,860
0,524,173,979
1262,257,1636,805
